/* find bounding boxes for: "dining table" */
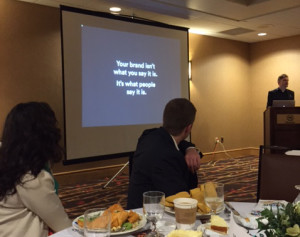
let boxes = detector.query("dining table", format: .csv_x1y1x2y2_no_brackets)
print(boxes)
51,202,259,237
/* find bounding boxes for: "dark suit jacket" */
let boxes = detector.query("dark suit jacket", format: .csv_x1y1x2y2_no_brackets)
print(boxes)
127,127,198,209
267,88,294,107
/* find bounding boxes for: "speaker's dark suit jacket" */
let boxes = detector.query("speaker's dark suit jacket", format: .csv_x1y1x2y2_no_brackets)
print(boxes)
267,88,294,107
127,127,198,209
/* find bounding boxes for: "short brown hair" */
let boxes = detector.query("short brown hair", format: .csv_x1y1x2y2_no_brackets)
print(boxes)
278,74,288,82
163,98,196,136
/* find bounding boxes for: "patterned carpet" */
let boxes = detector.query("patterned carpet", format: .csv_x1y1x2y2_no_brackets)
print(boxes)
58,155,258,219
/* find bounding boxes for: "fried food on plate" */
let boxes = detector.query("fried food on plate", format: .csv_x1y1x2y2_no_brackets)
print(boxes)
103,203,124,216
111,210,129,228
76,203,141,231
128,210,140,223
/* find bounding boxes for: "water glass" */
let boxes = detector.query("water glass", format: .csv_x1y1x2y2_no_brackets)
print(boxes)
84,208,111,237
204,182,224,214
143,191,165,237
294,185,300,203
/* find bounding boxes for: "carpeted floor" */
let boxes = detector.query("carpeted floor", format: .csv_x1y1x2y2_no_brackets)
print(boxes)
58,155,258,219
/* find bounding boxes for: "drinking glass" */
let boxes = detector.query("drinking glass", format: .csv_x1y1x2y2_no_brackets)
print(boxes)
204,182,224,214
84,208,111,237
143,191,165,237
294,185,300,203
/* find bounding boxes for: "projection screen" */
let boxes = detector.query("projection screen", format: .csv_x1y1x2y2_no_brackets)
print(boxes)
61,6,189,163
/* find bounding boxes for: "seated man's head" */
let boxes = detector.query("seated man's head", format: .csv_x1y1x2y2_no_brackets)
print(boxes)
163,98,196,138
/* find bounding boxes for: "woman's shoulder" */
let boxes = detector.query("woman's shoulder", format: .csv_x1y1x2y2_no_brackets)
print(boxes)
20,170,53,189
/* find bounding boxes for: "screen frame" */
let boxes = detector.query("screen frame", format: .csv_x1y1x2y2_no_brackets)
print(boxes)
60,5,190,165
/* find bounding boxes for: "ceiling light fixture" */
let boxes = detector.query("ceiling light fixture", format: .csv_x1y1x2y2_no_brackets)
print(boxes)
109,7,121,13
188,28,210,35
258,32,267,36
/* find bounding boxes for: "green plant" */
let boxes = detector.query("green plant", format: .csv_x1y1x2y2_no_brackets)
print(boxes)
257,202,300,237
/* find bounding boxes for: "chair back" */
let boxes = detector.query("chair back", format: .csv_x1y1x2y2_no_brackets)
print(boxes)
257,145,300,202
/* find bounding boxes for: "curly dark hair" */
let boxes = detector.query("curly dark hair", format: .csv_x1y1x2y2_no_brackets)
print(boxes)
0,102,63,200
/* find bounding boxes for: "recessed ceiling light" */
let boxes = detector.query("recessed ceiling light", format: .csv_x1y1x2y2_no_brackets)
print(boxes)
110,7,121,12
189,28,211,35
258,32,267,36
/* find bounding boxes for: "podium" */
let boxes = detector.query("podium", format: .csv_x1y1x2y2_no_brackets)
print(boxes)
264,107,300,149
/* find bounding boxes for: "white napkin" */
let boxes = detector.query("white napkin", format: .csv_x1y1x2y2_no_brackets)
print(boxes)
251,200,288,215
233,215,258,230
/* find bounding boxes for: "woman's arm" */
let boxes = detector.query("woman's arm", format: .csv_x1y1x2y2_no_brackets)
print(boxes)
17,170,71,232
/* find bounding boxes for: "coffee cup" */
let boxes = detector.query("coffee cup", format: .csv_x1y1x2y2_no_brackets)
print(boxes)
173,198,198,230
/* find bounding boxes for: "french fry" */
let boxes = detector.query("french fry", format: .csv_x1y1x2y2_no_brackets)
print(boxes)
191,187,211,214
164,183,217,215
190,187,202,203
204,182,217,197
197,202,211,214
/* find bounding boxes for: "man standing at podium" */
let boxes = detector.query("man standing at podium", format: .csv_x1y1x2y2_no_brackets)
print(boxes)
267,74,294,108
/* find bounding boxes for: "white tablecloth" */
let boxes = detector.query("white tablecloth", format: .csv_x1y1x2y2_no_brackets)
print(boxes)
51,202,256,237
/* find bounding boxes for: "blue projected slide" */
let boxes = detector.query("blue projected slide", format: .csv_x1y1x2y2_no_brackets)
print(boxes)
81,26,181,127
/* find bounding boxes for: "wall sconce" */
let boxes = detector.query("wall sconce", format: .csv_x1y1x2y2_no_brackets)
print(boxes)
188,61,192,80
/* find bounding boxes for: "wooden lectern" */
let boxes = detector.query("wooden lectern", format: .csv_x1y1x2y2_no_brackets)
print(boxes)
264,107,300,149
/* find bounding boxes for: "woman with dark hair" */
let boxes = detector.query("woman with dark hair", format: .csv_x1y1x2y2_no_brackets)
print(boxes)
0,102,71,237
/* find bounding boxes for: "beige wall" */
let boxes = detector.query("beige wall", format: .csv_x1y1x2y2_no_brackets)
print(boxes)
1,0,300,178
0,0,128,178
0,0,62,128
189,34,252,152
189,35,300,152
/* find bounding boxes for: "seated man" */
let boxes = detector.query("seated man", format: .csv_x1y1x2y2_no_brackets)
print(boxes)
127,98,202,209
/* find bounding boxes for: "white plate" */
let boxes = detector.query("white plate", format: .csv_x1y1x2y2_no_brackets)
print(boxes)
156,220,176,236
233,214,258,230
197,223,228,236
72,213,147,236
165,206,224,219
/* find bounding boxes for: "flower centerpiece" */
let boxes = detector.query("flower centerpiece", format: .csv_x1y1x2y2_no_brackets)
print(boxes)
257,202,300,237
